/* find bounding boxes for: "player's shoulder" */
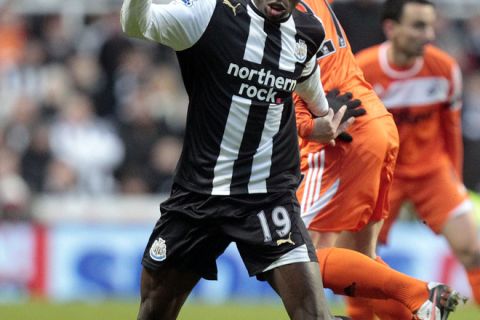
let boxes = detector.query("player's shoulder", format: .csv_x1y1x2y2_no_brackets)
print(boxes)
355,44,381,66
293,1,323,26
424,44,458,68
296,0,322,14
292,3,325,45
423,45,460,79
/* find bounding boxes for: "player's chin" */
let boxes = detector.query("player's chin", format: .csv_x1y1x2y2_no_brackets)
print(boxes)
409,46,424,57
266,14,287,22
415,43,430,55
415,47,426,56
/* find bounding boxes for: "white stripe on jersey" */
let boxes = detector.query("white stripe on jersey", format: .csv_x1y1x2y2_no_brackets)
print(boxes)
248,103,284,193
380,77,449,109
212,95,252,195
278,17,297,72
450,63,462,110
244,5,267,64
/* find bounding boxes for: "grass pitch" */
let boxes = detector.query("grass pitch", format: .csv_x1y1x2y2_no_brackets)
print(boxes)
0,300,478,319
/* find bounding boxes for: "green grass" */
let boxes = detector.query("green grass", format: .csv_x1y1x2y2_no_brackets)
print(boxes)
0,300,478,319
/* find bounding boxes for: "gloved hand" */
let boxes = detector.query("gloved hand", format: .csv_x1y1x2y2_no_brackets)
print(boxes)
325,89,365,142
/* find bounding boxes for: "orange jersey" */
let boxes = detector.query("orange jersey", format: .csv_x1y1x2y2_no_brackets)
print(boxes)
294,0,399,232
356,42,463,178
294,0,390,151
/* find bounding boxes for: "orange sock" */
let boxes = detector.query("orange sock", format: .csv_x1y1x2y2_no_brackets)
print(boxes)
370,257,415,319
344,296,375,320
344,257,411,320
317,248,428,312
370,298,413,320
466,267,480,304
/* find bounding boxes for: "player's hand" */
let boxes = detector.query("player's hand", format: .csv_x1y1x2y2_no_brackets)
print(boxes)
326,89,365,142
326,89,365,123
310,105,355,146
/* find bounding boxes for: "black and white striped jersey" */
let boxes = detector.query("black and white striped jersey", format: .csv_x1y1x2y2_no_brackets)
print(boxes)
121,0,326,195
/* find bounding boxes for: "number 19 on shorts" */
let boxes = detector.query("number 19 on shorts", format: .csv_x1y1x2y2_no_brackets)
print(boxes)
257,206,292,242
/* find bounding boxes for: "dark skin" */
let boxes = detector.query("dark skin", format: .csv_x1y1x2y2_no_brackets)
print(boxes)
253,0,300,22
137,262,334,320
135,0,343,319
137,267,199,320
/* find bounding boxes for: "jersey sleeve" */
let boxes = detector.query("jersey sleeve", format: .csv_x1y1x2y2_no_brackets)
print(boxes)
448,63,463,111
121,0,216,51
295,61,329,117
294,93,315,138
441,63,464,178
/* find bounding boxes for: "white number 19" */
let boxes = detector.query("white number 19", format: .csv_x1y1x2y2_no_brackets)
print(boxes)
257,206,292,242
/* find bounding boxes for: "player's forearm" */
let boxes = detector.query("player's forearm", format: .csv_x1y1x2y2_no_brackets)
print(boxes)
294,95,315,138
296,100,332,143
295,68,329,118
121,0,152,38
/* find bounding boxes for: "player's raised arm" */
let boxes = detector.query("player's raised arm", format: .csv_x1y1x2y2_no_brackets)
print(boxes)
120,0,215,51
120,0,151,39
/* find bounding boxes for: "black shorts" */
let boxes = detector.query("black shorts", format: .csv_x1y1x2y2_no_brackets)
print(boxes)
142,184,317,280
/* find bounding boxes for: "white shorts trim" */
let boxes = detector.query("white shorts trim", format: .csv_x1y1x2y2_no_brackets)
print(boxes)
261,244,311,273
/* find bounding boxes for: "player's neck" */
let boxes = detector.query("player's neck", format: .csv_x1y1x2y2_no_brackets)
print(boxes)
387,46,416,69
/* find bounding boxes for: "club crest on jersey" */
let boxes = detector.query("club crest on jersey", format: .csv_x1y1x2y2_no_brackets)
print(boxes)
149,238,167,261
294,39,307,62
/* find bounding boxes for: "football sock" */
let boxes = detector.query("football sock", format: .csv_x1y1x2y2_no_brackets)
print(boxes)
344,257,412,320
317,248,428,312
368,256,416,319
466,267,480,304
369,298,413,319
344,296,375,320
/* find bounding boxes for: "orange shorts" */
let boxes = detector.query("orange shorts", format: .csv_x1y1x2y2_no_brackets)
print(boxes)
297,114,399,232
379,163,471,243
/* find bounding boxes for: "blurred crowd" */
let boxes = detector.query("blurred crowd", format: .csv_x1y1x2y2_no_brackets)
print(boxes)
0,1,480,219
0,6,187,218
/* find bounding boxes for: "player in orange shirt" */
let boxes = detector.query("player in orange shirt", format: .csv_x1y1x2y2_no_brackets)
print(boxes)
295,0,397,245
356,0,480,312
293,0,467,318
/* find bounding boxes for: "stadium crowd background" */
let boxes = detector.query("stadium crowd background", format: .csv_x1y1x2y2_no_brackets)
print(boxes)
0,0,479,220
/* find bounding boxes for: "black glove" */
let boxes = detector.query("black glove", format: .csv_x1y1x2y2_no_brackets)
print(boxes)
337,132,353,143
326,89,365,142
326,89,365,123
